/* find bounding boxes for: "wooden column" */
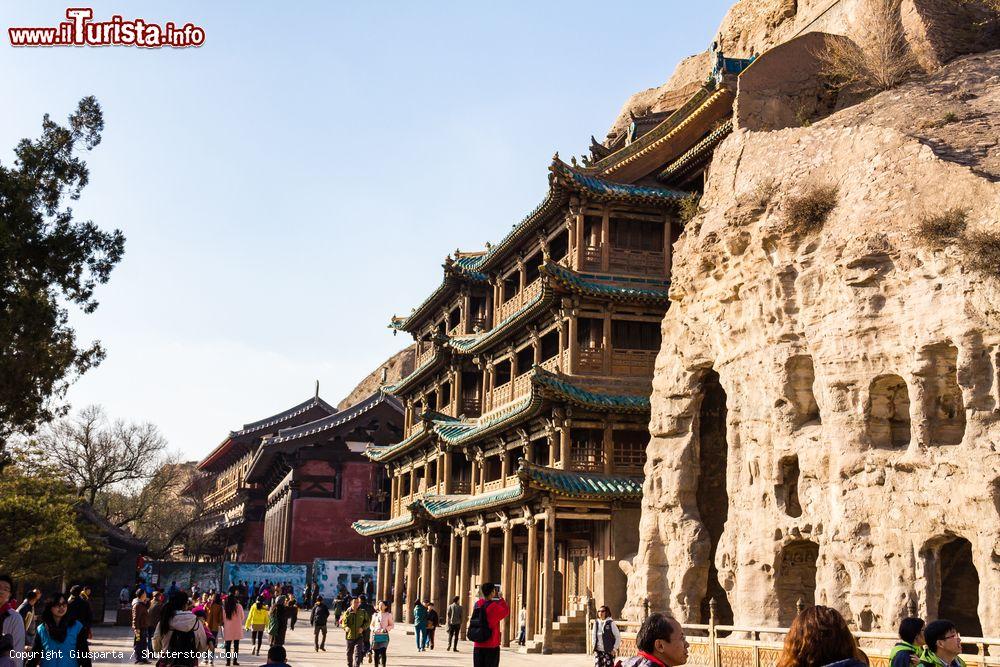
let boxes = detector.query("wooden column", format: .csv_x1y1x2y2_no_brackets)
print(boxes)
500,449,509,483
600,210,610,272
501,523,514,646
435,456,443,494
525,517,539,643
454,367,463,415
409,466,416,500
406,548,418,623
541,512,556,653
557,318,566,372
469,454,478,492
393,550,405,622
568,316,579,373
420,544,431,603
479,526,491,591
458,530,471,640
375,550,385,601
560,423,571,470
430,539,441,611
604,423,614,475
446,530,458,604
603,313,612,375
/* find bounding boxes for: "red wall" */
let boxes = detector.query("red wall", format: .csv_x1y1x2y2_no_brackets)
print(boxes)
240,521,265,562
288,461,380,562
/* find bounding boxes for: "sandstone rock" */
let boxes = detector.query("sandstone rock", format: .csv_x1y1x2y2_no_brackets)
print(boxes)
337,345,414,410
626,51,1000,636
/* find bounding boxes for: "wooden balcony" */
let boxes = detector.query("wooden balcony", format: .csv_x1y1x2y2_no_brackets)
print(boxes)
611,348,657,376
582,245,601,271
482,478,505,493
204,477,241,510
496,278,543,323
416,345,436,367
578,347,605,373
608,248,665,275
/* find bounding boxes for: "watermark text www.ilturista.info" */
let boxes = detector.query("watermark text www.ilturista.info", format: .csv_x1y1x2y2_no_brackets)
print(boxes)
9,8,205,47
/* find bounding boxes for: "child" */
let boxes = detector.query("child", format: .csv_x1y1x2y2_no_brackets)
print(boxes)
194,608,216,665
264,645,290,667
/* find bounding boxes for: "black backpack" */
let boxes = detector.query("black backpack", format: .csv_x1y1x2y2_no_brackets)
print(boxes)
466,600,493,643
167,627,197,667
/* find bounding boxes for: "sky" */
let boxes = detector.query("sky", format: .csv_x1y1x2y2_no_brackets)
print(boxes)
1,1,733,461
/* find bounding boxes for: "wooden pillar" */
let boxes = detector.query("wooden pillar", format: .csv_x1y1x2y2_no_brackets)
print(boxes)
603,313,612,375
560,424,571,471
454,367,463,415
436,456,443,494
409,466,416,500
500,449,509,484
469,455,478,492
541,512,556,653
525,517,539,642
375,550,385,601
600,209,610,272
390,475,398,514
568,316,579,373
406,548,418,622
446,530,458,604
430,539,441,611
393,550,405,622
458,531,471,640
479,526,491,591
604,422,614,475
557,318,566,372
478,458,486,494
443,451,453,495
501,523,514,646
420,544,432,604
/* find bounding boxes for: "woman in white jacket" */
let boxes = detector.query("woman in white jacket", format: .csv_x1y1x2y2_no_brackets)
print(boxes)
152,592,209,667
369,600,394,667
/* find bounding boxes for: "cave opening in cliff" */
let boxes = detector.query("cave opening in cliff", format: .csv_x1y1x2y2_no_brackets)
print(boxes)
785,355,820,427
776,455,802,518
776,540,819,626
866,374,911,448
696,368,733,625
936,537,983,639
921,342,966,446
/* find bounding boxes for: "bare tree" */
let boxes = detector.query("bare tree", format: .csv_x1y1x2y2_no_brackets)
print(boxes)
30,405,167,506
818,0,916,92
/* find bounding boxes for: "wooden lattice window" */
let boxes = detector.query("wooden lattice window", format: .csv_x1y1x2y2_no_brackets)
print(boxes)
570,429,603,471
613,430,647,470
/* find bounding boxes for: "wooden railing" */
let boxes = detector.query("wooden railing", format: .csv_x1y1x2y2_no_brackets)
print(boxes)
614,607,1000,666
582,245,602,270
496,278,543,322
611,348,657,376
482,478,505,493
461,396,481,417
204,477,241,510
608,248,665,274
578,347,605,373
416,345,435,368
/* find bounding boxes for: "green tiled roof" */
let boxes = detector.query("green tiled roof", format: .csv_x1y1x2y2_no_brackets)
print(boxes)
352,513,416,536
533,370,651,412
543,262,670,303
657,119,734,184
518,460,643,500
413,485,527,518
383,347,447,396
366,425,431,461
433,394,541,445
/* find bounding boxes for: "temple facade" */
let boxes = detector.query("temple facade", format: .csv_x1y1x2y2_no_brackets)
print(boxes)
351,52,754,653
187,392,402,563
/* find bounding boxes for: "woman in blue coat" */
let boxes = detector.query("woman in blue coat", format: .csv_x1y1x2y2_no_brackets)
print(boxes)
26,594,92,667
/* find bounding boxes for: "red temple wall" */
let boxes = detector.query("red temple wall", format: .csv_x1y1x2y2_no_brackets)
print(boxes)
239,521,265,562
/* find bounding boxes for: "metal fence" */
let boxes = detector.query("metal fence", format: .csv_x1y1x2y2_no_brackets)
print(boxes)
614,601,1000,667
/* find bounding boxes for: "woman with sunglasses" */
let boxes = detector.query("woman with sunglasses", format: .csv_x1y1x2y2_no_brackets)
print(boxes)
25,593,92,667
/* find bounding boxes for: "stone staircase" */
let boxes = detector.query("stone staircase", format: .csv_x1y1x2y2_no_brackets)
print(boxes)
517,604,589,654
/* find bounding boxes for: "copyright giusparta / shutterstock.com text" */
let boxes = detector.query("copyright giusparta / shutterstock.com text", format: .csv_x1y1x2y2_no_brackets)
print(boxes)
9,8,205,48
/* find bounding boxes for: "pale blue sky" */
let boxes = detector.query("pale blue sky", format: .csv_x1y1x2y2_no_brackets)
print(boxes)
2,1,732,459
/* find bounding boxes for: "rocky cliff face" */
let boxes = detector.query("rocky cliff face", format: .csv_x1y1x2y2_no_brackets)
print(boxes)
337,345,414,410
627,51,1000,634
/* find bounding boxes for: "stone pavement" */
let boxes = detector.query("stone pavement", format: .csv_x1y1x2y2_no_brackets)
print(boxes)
88,624,594,667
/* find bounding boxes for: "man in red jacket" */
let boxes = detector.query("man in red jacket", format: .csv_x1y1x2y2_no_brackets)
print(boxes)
471,583,509,667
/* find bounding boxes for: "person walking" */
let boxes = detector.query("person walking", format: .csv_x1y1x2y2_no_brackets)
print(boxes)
370,601,394,667
66,586,93,638
333,593,346,628
411,599,428,652
620,612,689,667
310,597,330,652
424,603,439,650
891,618,926,667
445,596,462,652
358,595,375,663
0,575,26,667
244,597,268,656
206,594,223,640
152,591,209,667
266,595,288,648
221,591,245,666
775,606,864,667
17,589,41,652
25,593,92,667
591,605,623,667
287,596,298,631
341,596,372,667
467,584,509,667
131,589,151,664
517,604,526,646
920,620,965,667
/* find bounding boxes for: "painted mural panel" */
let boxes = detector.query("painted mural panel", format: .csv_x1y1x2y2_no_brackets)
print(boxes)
313,559,377,601
156,562,222,593
222,562,308,594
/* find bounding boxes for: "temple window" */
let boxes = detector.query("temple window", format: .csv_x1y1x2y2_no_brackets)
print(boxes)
426,391,437,412
533,437,551,466
540,329,559,362
414,465,426,493
495,359,512,386
610,217,663,252
439,382,452,411
400,474,411,497
484,456,502,483
570,428,604,472
611,320,661,350
469,296,488,330
425,460,437,489
524,251,542,284
461,371,482,416
613,430,647,472
583,215,602,247
515,345,534,377
452,454,471,494
448,306,461,332
577,318,604,350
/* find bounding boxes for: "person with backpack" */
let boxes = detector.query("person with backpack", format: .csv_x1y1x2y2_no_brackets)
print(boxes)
152,591,209,667
591,605,622,667
310,597,330,652
25,593,92,667
891,618,926,667
243,597,269,656
467,583,509,667
369,600,394,667
412,599,428,652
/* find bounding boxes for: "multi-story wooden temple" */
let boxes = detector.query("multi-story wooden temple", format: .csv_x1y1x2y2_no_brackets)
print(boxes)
352,52,755,653
187,391,402,563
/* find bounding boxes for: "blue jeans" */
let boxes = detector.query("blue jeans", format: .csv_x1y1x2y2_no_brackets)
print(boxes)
415,624,427,649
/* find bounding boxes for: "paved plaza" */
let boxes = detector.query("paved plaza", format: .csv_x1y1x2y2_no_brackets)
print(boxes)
88,624,594,667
